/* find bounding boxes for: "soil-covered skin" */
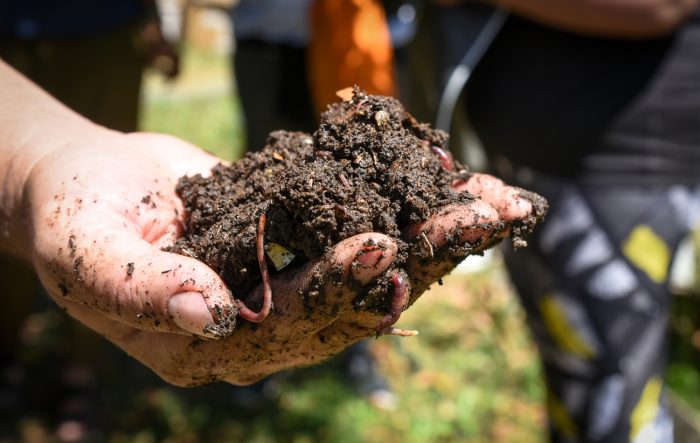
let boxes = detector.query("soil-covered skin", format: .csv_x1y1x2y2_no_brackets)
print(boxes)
170,88,543,326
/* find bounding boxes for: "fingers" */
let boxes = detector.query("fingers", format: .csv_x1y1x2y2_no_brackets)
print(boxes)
232,233,397,342
403,173,544,293
38,223,236,339
405,200,499,248
333,233,398,284
404,200,501,293
454,173,533,222
212,233,398,384
55,233,398,387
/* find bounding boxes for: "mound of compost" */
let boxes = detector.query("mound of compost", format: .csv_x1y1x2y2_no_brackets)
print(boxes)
170,88,545,332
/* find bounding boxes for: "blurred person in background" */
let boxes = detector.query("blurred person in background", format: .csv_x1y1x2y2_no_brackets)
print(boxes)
0,0,178,132
230,0,315,151
433,0,700,441
0,0,178,439
231,0,396,149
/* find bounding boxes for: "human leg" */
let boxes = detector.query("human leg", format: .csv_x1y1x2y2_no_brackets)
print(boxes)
504,175,693,442
234,40,314,151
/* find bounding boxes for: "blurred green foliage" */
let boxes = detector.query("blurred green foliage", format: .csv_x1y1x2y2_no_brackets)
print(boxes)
141,46,245,162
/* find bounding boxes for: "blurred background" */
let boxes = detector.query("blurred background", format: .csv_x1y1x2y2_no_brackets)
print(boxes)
2,1,700,442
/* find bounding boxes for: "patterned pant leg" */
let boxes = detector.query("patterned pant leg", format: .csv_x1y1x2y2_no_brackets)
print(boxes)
502,176,699,443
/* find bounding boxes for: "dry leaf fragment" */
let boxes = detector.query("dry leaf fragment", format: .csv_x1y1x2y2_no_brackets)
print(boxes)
336,87,354,102
265,242,296,271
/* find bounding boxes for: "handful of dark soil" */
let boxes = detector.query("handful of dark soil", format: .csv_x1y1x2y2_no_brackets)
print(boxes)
170,88,544,333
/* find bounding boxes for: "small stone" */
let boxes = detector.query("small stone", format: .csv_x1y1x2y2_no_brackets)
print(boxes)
375,110,390,126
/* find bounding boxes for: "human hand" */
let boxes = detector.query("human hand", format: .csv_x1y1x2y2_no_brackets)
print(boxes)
0,57,542,386
22,129,540,386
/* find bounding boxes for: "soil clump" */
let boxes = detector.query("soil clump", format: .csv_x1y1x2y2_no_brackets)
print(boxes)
169,88,546,332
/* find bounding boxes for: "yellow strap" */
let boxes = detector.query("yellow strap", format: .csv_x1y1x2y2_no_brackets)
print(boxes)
622,225,670,284
629,377,662,441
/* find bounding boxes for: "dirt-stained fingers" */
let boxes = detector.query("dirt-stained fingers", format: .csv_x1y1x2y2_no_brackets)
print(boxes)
231,233,397,340
34,221,237,340
454,173,540,222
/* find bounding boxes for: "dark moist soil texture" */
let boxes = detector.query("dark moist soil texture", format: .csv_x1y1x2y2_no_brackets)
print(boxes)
170,88,546,332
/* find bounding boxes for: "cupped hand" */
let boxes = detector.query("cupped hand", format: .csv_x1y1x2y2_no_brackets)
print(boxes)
24,129,540,386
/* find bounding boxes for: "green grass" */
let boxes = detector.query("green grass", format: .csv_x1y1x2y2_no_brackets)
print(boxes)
8,262,545,443
143,94,243,161
137,45,700,440
141,45,245,161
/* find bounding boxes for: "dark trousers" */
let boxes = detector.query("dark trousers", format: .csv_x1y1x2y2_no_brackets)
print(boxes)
234,39,315,151
504,172,700,442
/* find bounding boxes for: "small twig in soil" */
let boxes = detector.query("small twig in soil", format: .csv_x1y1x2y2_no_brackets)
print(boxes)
419,232,434,258
375,272,412,337
180,247,196,258
235,213,273,322
383,327,419,337
315,150,333,159
338,173,352,190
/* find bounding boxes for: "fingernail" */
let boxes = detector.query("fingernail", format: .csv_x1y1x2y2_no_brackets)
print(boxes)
352,241,396,284
168,292,218,338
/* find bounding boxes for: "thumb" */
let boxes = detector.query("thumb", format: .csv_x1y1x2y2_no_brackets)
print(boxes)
37,225,237,339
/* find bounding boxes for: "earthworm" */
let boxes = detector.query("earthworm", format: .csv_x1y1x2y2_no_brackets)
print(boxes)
430,145,454,171
235,213,273,322
375,272,412,336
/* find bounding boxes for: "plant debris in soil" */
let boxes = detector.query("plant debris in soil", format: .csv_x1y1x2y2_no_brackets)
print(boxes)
169,87,547,336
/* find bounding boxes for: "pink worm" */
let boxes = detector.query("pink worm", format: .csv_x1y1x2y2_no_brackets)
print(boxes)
430,145,454,171
235,213,273,322
375,272,411,336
